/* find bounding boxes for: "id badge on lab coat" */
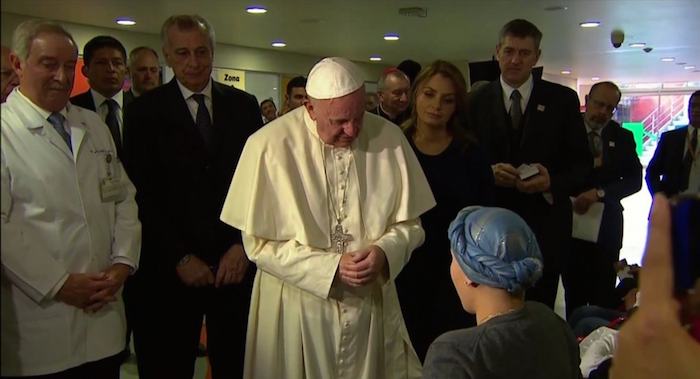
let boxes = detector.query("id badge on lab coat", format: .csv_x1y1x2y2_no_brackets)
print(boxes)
99,152,126,202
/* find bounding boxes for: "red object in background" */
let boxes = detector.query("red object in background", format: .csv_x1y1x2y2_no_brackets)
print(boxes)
70,58,88,97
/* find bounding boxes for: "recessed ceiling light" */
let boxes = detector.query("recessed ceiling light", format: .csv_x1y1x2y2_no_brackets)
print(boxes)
660,57,675,62
246,6,267,14
591,77,600,81
579,21,601,28
629,42,646,48
114,17,136,26
383,33,400,41
560,70,572,75
685,65,696,70
544,6,568,11
271,40,286,47
369,55,382,62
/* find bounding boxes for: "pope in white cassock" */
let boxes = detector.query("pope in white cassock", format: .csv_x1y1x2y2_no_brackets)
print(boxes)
220,57,436,378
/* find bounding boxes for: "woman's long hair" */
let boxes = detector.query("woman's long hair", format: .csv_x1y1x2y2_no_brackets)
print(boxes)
402,60,476,149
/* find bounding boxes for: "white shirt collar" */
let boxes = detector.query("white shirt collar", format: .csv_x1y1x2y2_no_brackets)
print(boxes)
16,88,69,128
177,78,212,101
91,88,123,110
500,74,533,112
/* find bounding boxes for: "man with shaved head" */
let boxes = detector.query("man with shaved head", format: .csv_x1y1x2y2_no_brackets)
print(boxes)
220,57,435,378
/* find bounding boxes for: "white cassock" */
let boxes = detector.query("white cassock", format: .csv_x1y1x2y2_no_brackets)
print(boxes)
220,107,435,379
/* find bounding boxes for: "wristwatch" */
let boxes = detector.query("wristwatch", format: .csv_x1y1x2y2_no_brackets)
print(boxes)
596,188,606,199
177,254,192,267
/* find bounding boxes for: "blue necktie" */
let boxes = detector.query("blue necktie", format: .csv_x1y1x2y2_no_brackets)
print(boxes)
191,94,212,148
47,112,72,152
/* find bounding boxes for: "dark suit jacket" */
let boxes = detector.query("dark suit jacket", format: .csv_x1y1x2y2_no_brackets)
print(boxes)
70,89,135,158
579,120,642,251
122,79,262,276
70,89,135,112
646,126,690,197
468,78,592,261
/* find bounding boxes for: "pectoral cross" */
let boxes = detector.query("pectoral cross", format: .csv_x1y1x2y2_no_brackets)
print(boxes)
331,223,353,254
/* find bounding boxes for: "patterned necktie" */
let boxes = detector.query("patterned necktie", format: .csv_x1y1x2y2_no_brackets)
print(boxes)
47,112,72,152
103,99,122,150
510,89,522,129
588,130,603,158
191,94,212,148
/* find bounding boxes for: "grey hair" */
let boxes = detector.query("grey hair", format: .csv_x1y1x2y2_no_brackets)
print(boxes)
161,15,215,51
377,69,410,92
11,19,77,61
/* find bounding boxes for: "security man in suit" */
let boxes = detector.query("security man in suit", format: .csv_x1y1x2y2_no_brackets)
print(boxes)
122,15,262,379
70,35,133,158
468,19,591,309
563,81,642,315
647,90,700,196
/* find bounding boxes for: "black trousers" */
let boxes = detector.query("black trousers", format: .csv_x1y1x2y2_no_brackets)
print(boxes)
129,269,253,379
562,238,620,316
1,353,121,379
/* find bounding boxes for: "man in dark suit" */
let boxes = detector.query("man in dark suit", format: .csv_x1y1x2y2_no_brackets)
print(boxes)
646,90,700,196
122,15,262,379
70,36,133,158
468,19,592,309
563,81,642,315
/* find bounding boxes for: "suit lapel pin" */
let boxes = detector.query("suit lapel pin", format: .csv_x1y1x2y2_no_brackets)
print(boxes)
537,104,545,112
609,141,615,147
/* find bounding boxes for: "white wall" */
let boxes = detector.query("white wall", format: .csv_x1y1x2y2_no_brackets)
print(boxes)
1,12,386,81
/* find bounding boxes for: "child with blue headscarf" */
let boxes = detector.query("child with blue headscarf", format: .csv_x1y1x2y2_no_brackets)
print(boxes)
423,206,582,379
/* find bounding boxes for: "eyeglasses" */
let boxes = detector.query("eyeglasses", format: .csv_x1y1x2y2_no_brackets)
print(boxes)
589,98,617,113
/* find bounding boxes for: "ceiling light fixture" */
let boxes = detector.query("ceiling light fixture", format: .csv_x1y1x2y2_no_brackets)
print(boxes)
271,40,286,47
579,21,601,28
383,33,400,41
685,65,696,70
246,6,267,14
544,6,568,11
660,57,675,62
629,42,646,48
114,17,136,26
369,55,382,62
591,77,600,81
560,70,572,75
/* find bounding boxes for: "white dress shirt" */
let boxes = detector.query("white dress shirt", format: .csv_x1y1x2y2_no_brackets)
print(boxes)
500,74,534,114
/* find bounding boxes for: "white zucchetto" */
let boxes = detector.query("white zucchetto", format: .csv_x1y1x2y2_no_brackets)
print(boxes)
306,57,364,99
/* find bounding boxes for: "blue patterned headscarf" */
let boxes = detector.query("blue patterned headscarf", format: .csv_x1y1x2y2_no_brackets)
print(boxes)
448,206,543,294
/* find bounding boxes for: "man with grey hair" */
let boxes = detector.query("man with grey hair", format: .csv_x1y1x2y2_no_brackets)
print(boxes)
127,46,161,97
1,19,140,377
1,45,19,103
123,14,261,379
370,67,411,125
220,57,435,379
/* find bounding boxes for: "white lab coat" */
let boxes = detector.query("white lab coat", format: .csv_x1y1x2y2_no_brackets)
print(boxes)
0,89,141,376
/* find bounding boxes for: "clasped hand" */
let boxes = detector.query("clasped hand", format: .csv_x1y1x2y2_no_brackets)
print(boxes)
55,263,131,313
176,244,249,288
337,245,387,287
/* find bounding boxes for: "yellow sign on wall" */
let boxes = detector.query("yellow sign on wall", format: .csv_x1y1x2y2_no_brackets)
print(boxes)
214,68,246,90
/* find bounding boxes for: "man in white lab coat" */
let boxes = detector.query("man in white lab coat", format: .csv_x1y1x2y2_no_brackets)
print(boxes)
0,19,141,378
220,57,435,379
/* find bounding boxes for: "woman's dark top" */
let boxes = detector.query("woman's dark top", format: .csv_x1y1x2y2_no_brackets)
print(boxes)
396,136,494,362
